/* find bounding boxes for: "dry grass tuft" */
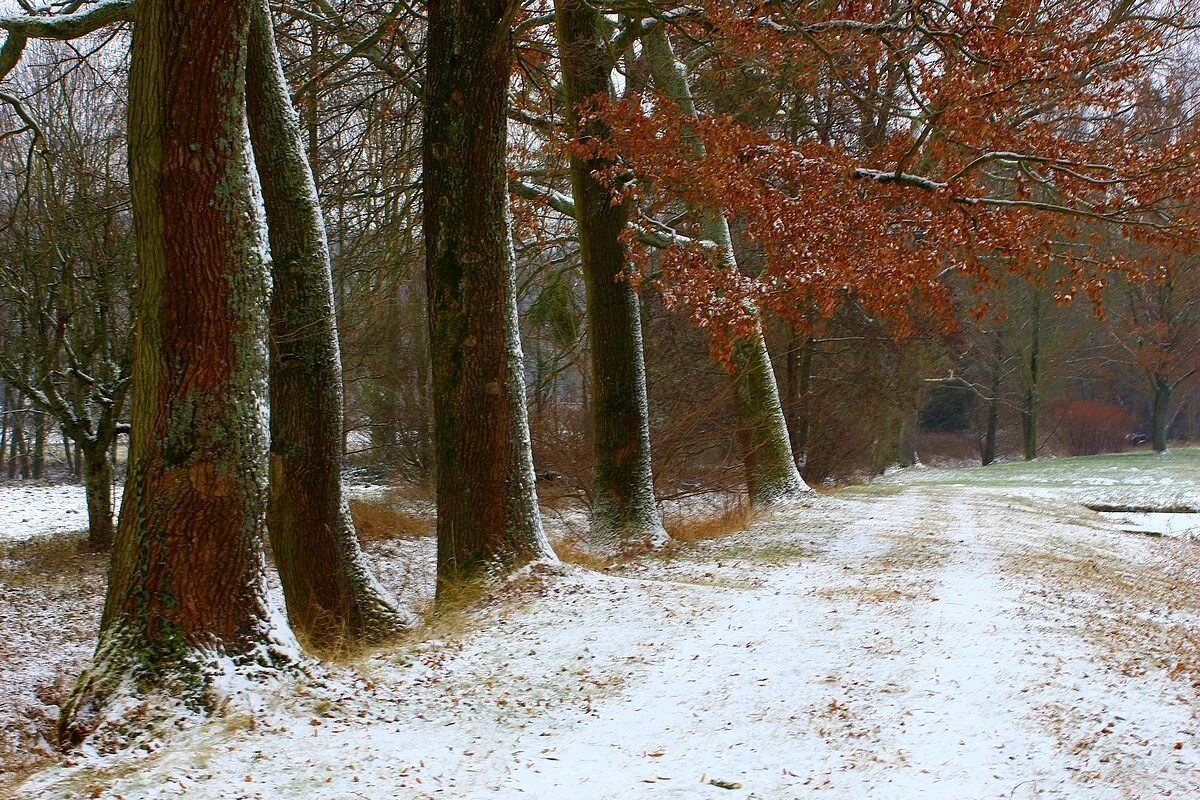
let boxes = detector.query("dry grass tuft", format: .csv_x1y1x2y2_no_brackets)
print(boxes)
551,535,614,571
350,499,433,542
406,572,494,644
663,499,753,543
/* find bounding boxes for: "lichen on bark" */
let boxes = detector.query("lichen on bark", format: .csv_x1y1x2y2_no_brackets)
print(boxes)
642,23,808,506
246,0,412,647
60,0,299,744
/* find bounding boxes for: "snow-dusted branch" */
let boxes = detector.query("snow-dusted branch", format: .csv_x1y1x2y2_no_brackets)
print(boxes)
0,0,132,40
855,168,1178,232
510,178,715,251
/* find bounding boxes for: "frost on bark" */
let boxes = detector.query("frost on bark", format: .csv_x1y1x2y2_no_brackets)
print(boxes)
424,0,554,587
554,0,666,553
643,24,808,506
60,0,296,743
246,0,411,647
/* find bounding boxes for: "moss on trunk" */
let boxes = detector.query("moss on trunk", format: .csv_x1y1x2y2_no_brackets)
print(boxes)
554,0,666,553
424,0,554,588
61,0,296,744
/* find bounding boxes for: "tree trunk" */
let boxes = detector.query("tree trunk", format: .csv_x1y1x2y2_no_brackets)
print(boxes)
1022,303,1040,461
733,334,809,502
982,379,1000,466
61,426,74,475
784,329,813,469
642,24,808,505
424,0,554,587
62,0,294,743
81,444,114,550
872,405,917,474
31,413,45,479
9,394,24,479
246,0,410,646
0,389,9,480
554,0,666,553
1152,375,1172,454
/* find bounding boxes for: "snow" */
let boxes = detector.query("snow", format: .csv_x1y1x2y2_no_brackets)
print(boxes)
4,452,1200,798
0,482,94,541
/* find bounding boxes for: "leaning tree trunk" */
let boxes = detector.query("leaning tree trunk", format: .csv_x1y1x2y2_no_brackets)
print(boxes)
60,426,73,474
1152,375,1172,454
80,444,114,551
246,0,409,647
643,24,807,505
61,0,294,743
424,0,554,587
554,0,666,553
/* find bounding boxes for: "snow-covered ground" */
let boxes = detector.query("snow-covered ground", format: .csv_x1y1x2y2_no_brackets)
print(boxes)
3,451,1200,799
0,483,94,541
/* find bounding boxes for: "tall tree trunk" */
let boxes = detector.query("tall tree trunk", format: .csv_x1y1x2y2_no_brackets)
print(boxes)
873,406,914,474
1152,375,1172,454
0,388,9,480
981,335,1002,466
554,0,666,553
62,0,294,742
81,444,114,550
982,379,1000,466
643,25,807,505
1022,301,1041,461
246,0,409,646
423,0,554,587
9,394,24,479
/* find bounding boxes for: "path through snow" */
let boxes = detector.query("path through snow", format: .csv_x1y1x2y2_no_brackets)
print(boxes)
4,471,1200,799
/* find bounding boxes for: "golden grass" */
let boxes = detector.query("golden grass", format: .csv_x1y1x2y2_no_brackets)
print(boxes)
551,536,613,571
349,499,433,542
663,499,753,543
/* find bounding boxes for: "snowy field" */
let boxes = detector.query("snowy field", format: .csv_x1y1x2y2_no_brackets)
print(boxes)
3,451,1200,799
0,483,95,541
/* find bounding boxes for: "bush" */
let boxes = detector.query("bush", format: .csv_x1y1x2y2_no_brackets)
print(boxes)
1053,400,1135,456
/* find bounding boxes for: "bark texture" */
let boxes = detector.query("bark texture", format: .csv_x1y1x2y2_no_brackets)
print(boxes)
246,0,409,647
81,444,114,550
643,24,808,505
554,0,666,553
61,0,294,742
424,0,554,585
